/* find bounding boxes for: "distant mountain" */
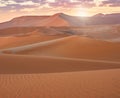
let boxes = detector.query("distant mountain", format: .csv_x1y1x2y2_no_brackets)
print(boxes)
0,13,120,29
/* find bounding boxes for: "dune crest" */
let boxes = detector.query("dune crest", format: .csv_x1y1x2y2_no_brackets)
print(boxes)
0,13,120,29
1,35,120,61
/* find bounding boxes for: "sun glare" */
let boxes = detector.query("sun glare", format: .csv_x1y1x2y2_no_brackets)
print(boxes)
77,9,89,17
78,11,89,17
79,12,88,17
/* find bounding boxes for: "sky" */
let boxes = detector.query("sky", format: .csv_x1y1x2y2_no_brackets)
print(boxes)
0,0,120,22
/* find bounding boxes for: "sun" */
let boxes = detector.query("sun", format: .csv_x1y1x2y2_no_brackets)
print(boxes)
79,11,88,17
77,9,89,17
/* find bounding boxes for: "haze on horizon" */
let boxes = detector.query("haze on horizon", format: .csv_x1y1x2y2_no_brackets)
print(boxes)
0,0,120,23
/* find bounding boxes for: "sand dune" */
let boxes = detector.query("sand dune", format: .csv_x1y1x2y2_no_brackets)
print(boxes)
0,27,69,37
0,27,68,49
0,54,120,74
0,35,67,49
77,25,120,41
0,22,120,97
40,13,70,26
54,25,120,41
0,13,70,29
2,35,120,61
0,44,120,97
1,13,120,29
1,25,120,42
0,69,120,98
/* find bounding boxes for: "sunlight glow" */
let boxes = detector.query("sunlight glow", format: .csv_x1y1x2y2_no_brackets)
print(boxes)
78,9,89,17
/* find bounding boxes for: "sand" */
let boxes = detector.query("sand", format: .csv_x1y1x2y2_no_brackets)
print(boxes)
0,25,120,98
0,54,120,74
1,35,120,61
0,27,68,49
0,54,120,97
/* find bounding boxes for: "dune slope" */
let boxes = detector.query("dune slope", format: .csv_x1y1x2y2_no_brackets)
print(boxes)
0,54,120,74
0,27,68,49
2,35,120,61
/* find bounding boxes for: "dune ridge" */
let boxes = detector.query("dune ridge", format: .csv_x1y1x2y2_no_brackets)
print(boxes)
0,28,68,49
1,35,120,61
1,13,120,29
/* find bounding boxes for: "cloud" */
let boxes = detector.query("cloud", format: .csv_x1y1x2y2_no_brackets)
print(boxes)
1,0,119,12
101,0,120,7
0,3,6,7
0,0,95,10
0,0,40,11
19,1,39,6
0,0,17,5
48,0,95,8
1,0,119,13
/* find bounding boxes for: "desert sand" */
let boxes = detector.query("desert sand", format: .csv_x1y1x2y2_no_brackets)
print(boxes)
0,54,120,74
0,54,120,98
0,24,120,98
0,69,120,98
0,27,68,49
1,35,120,61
